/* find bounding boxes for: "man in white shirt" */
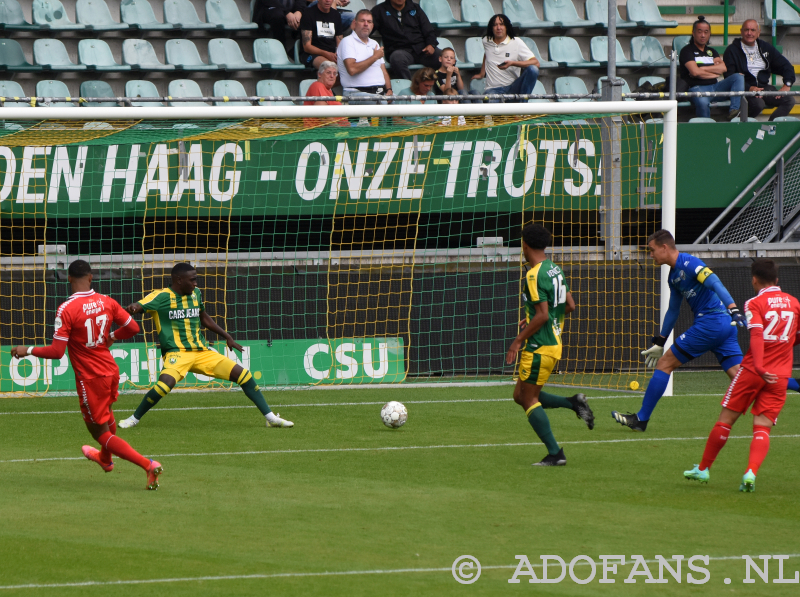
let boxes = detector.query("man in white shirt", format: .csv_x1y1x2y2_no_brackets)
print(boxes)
471,14,539,102
337,10,393,102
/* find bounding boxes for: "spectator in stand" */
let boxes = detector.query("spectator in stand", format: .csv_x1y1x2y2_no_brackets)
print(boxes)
723,19,796,121
338,9,393,102
303,61,349,127
300,0,345,69
394,67,438,124
679,16,743,120
434,47,465,98
471,14,539,103
253,0,305,52
370,0,440,80
308,0,355,29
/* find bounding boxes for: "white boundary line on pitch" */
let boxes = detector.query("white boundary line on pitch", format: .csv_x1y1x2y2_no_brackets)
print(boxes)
1,554,798,590
2,434,799,465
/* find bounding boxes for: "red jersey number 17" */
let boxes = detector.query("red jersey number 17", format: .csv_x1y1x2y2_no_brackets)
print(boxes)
84,314,110,348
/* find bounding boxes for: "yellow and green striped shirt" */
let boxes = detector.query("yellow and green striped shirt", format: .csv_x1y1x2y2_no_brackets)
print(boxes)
522,259,570,360
137,288,208,356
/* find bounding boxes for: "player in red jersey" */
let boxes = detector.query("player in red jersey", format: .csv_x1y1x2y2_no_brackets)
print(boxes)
684,259,800,492
10,260,163,490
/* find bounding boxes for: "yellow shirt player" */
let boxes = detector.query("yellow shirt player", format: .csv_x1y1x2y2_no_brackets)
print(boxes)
506,224,594,466
116,263,293,429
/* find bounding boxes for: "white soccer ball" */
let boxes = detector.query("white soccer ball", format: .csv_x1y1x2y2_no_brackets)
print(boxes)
380,401,408,429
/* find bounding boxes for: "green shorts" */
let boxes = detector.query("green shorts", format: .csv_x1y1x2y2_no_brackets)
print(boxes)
519,351,558,386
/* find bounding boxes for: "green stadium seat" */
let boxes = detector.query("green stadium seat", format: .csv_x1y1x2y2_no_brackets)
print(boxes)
528,79,549,102
253,38,305,70
461,0,495,27
121,0,176,30
590,37,643,67
0,80,30,106
168,79,209,106
503,0,556,28
630,36,670,67
164,0,217,30
79,39,132,72
672,35,690,53
585,0,636,28
0,0,40,31
165,39,220,71
76,0,129,31
765,1,800,26
36,79,76,106
208,38,260,70
469,76,484,93
420,0,472,30
80,80,117,106
123,39,175,71
774,116,800,121
554,76,592,101
214,80,251,105
299,79,315,96
34,39,87,71
391,78,412,92
549,37,601,68
437,37,478,69
32,0,86,30
205,0,258,30
464,37,483,66
688,117,716,123
543,0,601,28
516,37,554,68
256,79,293,105
597,76,634,100
126,79,163,106
0,38,43,72
626,0,678,28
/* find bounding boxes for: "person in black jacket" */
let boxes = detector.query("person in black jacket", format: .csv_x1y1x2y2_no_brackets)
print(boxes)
253,0,307,53
370,0,440,80
723,19,796,120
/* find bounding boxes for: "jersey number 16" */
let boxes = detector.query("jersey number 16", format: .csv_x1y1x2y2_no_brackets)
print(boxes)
553,274,567,307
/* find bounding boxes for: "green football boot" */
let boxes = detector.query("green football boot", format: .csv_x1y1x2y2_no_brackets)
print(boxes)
684,464,710,484
739,470,756,493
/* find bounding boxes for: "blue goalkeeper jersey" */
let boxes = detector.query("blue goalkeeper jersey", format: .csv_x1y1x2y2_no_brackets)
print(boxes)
669,252,728,317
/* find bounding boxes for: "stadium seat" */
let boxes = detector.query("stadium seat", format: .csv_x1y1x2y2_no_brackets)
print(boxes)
765,1,800,26
774,116,800,121
585,0,636,28
528,79,549,102
464,37,484,67
554,76,592,101
0,0,39,31
126,79,163,106
79,39,132,72
549,37,601,68
543,0,601,28
638,75,665,86
420,0,471,29
503,0,556,28
520,37,557,68
36,79,76,106
672,35,690,53
626,0,678,28
208,38,260,70
205,0,257,30
163,0,217,30
437,37,478,69
461,0,495,27
0,80,30,106
168,79,209,106
80,80,117,106
253,38,305,70
76,0,128,31
597,76,634,100
165,39,220,71
590,37,643,68
256,79,293,105
213,80,252,105
469,76,484,94
120,0,176,30
630,36,670,67
688,117,716,123
123,39,176,71
32,0,85,30
299,79,315,96
34,39,87,71
391,78,411,92
0,38,43,72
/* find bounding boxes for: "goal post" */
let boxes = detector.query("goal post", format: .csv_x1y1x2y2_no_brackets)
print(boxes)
0,100,677,395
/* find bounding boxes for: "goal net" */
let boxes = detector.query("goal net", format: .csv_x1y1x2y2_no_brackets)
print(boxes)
0,101,677,395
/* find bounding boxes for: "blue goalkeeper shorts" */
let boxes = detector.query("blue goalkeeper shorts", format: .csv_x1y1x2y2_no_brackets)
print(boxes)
671,313,743,370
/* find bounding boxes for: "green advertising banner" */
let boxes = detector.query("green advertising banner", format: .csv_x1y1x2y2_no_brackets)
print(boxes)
1,338,405,394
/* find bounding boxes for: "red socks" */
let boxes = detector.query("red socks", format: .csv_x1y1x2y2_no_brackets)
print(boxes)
747,425,772,475
99,416,118,465
98,431,150,470
699,422,732,471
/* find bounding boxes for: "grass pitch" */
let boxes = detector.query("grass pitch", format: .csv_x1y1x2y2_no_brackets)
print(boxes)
1,371,799,596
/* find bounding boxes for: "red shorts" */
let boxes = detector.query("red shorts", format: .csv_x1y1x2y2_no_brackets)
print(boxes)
76,375,119,425
721,367,787,424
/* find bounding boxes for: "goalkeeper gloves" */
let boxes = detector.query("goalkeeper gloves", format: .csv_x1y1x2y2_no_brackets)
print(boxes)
642,335,666,368
729,307,747,328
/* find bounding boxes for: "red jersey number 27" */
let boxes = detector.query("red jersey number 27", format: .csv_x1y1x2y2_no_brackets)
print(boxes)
84,314,109,348
763,310,795,342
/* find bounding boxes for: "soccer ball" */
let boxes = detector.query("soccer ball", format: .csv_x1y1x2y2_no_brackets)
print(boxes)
381,401,408,429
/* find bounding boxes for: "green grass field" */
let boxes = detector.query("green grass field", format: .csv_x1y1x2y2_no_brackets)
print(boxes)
1,371,799,596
